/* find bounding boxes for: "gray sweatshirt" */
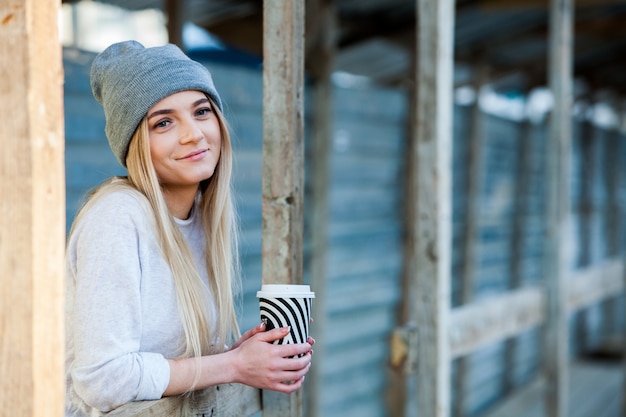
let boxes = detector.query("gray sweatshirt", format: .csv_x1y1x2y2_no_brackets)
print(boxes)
65,188,209,416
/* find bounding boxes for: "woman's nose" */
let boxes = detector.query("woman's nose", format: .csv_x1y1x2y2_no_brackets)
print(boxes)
180,119,203,143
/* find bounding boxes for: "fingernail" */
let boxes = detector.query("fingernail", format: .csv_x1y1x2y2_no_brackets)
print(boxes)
259,322,266,329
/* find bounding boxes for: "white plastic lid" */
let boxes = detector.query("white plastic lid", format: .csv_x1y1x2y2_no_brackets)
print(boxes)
256,284,315,299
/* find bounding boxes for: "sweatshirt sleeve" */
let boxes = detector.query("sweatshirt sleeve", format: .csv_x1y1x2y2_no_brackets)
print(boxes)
68,193,171,412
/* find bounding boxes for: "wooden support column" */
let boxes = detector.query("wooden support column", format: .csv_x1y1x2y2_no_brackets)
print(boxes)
618,99,626,417
503,104,534,395
305,1,336,416
388,39,417,417
545,0,573,416
166,0,186,49
413,0,455,416
575,108,594,354
601,98,622,342
453,65,487,417
261,0,305,416
0,1,65,416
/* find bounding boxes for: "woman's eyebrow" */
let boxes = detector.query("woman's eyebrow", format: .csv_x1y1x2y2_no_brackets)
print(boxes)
147,108,173,121
148,97,211,121
193,98,210,107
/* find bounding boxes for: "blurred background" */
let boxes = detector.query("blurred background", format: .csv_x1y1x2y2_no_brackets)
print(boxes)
59,1,625,416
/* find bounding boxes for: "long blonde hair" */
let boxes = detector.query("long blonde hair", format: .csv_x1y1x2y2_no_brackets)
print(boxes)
71,97,240,378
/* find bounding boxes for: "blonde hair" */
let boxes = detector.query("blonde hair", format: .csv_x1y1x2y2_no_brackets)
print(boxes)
71,97,240,388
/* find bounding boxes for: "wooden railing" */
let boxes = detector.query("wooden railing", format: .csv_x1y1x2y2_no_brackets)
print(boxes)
103,260,623,416
107,383,261,417
449,259,624,358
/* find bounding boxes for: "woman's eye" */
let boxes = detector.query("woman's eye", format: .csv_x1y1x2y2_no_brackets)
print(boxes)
196,107,212,117
154,120,169,129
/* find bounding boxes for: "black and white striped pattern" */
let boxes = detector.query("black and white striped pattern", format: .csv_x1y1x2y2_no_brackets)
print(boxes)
260,297,311,346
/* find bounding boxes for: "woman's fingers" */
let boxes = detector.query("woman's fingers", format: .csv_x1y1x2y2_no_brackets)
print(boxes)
230,329,313,393
256,326,291,343
230,322,266,350
268,364,311,392
267,339,311,358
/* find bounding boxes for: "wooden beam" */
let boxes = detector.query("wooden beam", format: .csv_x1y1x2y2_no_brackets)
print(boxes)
388,30,417,417
574,111,595,353
568,260,624,311
412,0,455,416
450,287,546,359
105,383,261,417
602,119,623,341
305,1,335,416
0,0,65,416
165,0,186,49
504,111,534,394
453,64,488,417
544,0,573,416
261,0,305,416
448,260,624,359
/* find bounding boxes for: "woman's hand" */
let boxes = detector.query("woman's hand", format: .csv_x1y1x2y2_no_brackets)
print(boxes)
229,322,267,351
164,324,315,396
229,325,313,393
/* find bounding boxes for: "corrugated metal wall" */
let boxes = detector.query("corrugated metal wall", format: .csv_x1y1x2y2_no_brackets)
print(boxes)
64,49,624,417
313,85,406,416
451,112,549,416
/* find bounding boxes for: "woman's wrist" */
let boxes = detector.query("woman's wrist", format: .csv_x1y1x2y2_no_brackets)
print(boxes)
164,350,238,396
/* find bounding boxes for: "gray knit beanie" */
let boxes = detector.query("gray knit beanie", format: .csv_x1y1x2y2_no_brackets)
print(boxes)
90,40,223,167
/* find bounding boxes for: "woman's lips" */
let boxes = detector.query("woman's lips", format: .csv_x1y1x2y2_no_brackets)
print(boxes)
178,149,208,161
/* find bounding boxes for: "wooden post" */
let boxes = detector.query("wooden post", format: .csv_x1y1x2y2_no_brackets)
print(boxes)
453,65,487,417
602,104,622,341
388,39,417,417
545,0,573,416
503,106,534,394
575,108,594,354
261,0,305,416
305,1,336,416
165,0,186,49
0,1,65,416
413,0,455,416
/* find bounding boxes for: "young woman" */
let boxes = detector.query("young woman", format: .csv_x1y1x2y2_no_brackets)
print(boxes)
65,40,313,416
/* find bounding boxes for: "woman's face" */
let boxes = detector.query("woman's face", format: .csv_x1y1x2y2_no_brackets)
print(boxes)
147,90,221,192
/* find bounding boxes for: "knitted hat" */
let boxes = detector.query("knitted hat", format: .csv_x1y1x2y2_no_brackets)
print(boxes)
90,40,223,167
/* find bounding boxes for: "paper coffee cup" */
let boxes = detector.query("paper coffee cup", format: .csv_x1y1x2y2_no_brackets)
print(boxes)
256,284,315,347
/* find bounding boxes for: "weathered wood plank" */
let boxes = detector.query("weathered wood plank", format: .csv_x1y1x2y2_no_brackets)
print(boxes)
387,35,417,416
504,114,534,395
261,0,306,415
448,261,623,359
165,0,185,49
602,126,622,341
107,396,183,416
106,383,261,417
261,0,304,285
413,0,455,416
544,0,573,415
454,65,488,417
574,113,595,352
450,287,545,358
306,1,335,416
0,1,65,416
567,260,624,311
